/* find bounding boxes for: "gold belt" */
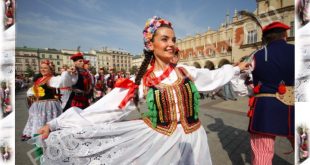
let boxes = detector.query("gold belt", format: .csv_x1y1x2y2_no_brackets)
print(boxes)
255,93,276,97
255,86,294,106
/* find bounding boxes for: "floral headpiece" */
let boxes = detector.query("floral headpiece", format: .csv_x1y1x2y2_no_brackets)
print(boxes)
40,59,55,72
143,16,173,51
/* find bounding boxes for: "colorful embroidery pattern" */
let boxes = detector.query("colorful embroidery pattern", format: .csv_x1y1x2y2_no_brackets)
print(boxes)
143,68,201,136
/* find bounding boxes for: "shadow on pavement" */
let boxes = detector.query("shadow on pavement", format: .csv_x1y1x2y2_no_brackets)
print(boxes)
205,114,292,165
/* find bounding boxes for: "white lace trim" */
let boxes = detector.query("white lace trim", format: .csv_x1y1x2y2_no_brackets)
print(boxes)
41,123,124,164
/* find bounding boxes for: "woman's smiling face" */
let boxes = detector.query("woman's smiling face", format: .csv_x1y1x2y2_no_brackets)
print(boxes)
40,63,52,76
148,26,176,64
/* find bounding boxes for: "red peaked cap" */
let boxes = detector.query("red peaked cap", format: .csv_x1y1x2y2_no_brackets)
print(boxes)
83,59,90,64
70,52,84,61
262,21,290,33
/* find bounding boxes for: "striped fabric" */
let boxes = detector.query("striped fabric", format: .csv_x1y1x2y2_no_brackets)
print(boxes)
250,133,275,165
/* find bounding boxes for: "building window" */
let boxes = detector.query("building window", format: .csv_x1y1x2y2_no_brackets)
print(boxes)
57,55,59,59
221,46,225,53
247,30,257,44
208,49,215,57
49,55,52,59
57,61,60,65
290,21,294,37
198,51,202,56
42,54,45,58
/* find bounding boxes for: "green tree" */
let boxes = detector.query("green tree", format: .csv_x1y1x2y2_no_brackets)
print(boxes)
130,66,138,75
89,66,97,75
25,64,35,78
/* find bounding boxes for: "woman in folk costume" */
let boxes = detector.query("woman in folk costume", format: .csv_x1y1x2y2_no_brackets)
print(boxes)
37,16,248,164
21,60,67,141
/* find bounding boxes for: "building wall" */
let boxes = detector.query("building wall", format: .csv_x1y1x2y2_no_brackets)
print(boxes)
176,0,294,68
16,47,133,76
132,55,144,68
15,48,39,76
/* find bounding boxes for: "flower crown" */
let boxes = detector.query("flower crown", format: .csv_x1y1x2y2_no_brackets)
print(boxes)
40,59,55,72
143,16,172,51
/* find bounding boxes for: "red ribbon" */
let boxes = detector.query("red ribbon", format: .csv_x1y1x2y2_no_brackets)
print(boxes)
114,78,139,109
248,97,255,107
247,109,253,117
33,76,52,97
143,63,175,87
60,87,71,90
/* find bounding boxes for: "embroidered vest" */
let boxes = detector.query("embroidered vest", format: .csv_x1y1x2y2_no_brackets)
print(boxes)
143,68,201,136
73,68,92,93
34,84,58,100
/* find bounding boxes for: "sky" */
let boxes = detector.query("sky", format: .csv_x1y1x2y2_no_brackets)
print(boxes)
16,0,256,55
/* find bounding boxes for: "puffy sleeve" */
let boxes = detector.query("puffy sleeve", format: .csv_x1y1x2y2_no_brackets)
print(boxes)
180,64,240,91
48,71,78,88
47,82,144,131
26,87,34,97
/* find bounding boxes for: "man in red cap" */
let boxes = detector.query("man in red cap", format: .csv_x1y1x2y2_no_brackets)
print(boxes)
63,52,93,111
247,21,294,165
106,68,116,93
83,59,96,103
94,67,107,100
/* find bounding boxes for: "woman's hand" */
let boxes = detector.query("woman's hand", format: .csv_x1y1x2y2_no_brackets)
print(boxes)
38,124,51,139
67,66,77,75
237,61,250,71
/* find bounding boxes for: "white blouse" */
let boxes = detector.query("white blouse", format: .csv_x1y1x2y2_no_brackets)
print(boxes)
47,64,240,131
26,71,78,97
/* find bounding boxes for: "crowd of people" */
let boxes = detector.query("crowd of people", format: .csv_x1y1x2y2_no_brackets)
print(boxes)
20,53,134,141
17,16,295,165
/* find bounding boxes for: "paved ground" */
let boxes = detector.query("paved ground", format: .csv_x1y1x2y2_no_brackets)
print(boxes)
15,89,294,165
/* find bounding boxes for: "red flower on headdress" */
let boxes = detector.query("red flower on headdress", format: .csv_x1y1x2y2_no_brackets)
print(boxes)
41,60,51,65
278,81,286,95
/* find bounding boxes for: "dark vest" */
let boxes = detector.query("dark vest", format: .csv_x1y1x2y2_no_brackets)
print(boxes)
63,68,92,111
37,84,58,100
72,68,92,92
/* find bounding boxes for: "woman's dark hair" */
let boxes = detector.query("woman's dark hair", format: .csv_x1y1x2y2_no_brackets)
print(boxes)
133,24,173,108
33,73,43,82
133,49,153,108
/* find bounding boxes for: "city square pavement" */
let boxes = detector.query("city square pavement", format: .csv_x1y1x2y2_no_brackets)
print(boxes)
15,89,294,165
